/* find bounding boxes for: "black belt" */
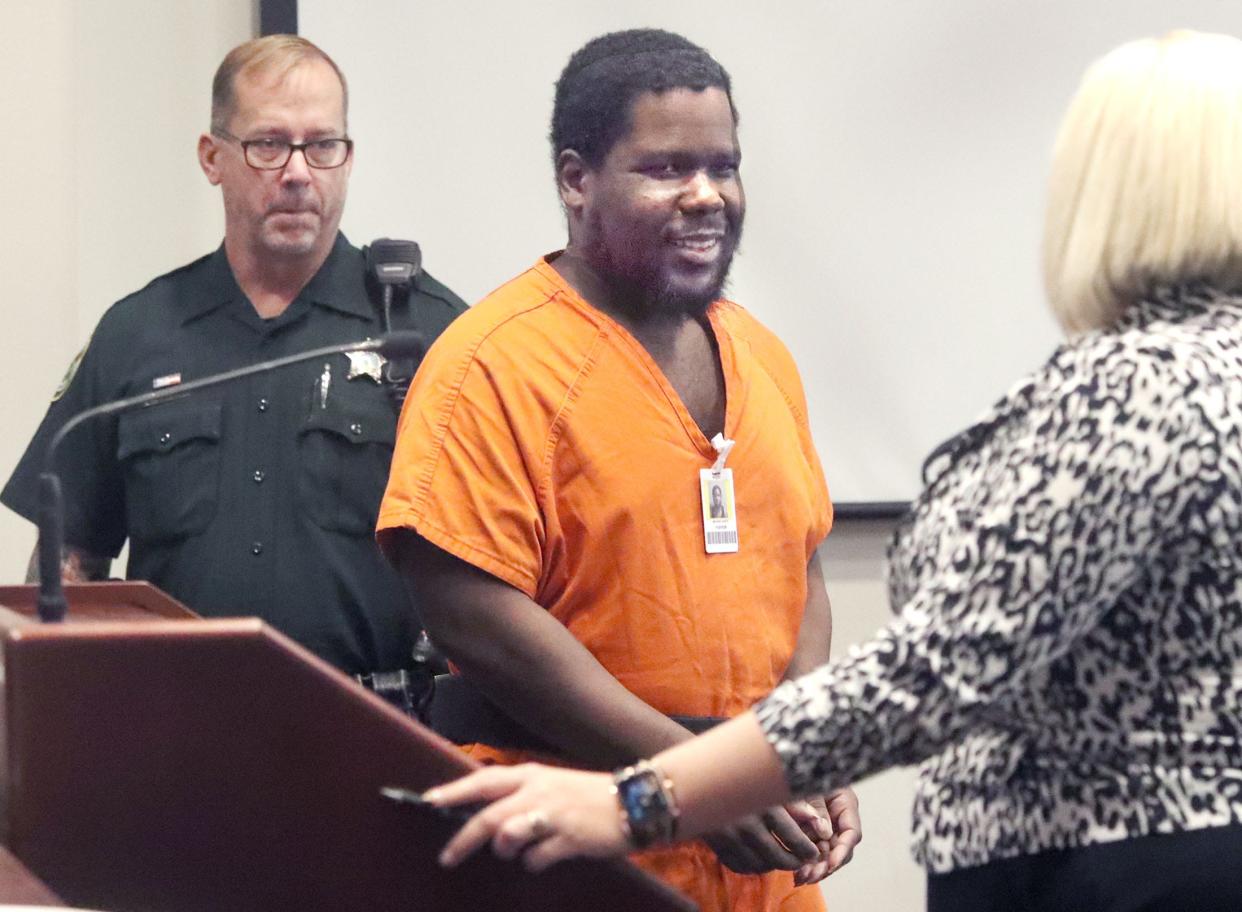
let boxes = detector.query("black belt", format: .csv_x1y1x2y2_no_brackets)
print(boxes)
428,674,726,755
356,668,434,718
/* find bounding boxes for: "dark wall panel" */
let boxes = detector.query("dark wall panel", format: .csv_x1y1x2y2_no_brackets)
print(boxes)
260,0,297,35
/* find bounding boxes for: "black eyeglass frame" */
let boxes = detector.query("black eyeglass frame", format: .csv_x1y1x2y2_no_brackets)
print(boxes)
213,129,354,170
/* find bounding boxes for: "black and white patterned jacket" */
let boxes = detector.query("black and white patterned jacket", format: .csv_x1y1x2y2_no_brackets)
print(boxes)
757,284,1242,873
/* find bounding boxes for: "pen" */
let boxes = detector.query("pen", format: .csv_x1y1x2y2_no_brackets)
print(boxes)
380,786,481,823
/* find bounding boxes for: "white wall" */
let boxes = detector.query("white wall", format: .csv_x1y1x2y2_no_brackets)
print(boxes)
0,0,255,583
302,0,1242,504
1,1,78,583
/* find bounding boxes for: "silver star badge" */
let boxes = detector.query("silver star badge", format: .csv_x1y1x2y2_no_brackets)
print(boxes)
345,348,387,383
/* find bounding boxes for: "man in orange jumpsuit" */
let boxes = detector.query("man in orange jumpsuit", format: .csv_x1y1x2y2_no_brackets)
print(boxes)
378,28,860,912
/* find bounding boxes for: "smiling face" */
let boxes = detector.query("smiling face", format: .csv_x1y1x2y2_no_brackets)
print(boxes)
198,57,351,266
562,86,744,318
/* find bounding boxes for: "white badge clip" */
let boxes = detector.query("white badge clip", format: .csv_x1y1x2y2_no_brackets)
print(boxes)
700,433,738,553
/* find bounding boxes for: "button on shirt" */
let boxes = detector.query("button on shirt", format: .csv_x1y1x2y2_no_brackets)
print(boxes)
2,234,466,674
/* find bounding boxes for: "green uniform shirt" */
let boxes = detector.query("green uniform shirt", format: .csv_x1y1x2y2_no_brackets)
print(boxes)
2,233,466,674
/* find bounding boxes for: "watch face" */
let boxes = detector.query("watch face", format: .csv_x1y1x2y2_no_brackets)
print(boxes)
616,764,676,847
622,772,661,822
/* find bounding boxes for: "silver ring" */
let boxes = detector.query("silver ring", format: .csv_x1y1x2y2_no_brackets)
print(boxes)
526,809,553,840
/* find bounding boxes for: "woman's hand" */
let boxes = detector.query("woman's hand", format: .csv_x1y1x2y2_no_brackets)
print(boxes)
427,763,629,872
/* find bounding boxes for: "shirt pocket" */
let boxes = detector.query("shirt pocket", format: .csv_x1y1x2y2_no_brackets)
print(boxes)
298,389,397,535
117,399,223,544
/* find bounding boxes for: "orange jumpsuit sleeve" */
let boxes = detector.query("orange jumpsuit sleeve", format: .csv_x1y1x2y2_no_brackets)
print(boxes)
377,330,549,598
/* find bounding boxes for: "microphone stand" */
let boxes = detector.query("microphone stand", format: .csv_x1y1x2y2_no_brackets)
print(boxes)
36,332,424,623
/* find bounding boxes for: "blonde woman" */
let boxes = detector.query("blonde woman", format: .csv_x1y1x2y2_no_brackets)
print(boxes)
428,31,1242,911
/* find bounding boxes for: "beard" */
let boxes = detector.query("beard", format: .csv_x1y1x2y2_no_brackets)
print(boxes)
653,258,735,317
585,213,743,320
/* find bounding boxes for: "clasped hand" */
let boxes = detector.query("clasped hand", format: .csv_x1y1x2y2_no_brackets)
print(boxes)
705,791,860,885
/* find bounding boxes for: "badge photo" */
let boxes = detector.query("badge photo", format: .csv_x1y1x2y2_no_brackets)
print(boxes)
699,468,739,554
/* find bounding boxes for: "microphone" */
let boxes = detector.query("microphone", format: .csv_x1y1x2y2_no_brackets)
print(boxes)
366,239,422,334
35,331,424,623
365,239,424,407
367,238,422,292
367,331,423,360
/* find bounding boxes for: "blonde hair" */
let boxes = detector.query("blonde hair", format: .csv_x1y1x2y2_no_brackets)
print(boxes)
1043,30,1242,334
210,35,348,135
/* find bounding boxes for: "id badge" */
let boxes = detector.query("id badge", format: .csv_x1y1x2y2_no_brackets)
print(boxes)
700,468,739,553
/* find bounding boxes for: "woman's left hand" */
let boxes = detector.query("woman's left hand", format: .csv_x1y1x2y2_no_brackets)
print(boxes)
427,763,628,871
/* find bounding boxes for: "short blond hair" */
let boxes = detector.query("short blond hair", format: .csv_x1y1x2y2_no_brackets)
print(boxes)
211,35,348,135
1043,30,1242,334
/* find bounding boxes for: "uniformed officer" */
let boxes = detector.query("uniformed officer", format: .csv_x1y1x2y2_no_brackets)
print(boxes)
1,35,466,680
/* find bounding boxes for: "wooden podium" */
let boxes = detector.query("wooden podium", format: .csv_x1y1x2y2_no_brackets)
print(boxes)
0,582,198,624
0,584,695,912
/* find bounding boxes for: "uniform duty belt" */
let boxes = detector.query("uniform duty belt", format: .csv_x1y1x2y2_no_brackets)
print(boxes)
427,674,726,755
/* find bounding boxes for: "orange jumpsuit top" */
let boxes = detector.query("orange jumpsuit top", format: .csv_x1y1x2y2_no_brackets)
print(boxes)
378,257,832,912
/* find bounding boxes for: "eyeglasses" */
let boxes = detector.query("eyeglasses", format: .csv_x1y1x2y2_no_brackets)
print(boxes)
214,130,353,170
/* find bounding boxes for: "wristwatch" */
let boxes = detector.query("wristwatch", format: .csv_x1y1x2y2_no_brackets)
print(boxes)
612,759,680,849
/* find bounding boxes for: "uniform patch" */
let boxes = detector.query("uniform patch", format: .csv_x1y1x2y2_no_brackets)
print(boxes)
51,346,87,401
